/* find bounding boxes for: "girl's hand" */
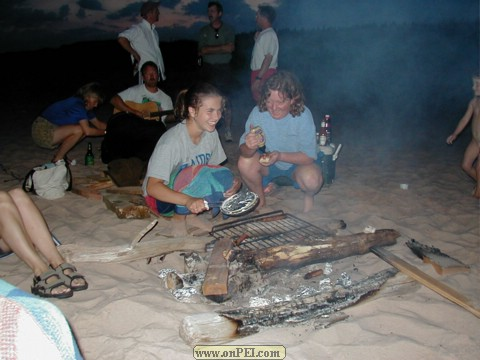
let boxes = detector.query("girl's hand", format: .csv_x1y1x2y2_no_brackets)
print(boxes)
185,197,208,214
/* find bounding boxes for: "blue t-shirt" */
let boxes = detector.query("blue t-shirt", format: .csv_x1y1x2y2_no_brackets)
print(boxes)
239,106,317,170
42,97,95,126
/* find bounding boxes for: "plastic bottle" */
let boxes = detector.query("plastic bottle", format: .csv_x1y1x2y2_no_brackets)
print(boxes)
85,142,94,166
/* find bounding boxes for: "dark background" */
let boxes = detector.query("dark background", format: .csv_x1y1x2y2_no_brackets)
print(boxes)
1,21,478,159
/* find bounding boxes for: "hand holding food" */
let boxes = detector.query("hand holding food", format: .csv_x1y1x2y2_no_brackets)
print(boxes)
259,152,271,165
250,126,266,148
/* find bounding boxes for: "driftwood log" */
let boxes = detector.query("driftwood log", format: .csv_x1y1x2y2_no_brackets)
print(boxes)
180,268,398,346
235,229,400,271
58,220,212,263
58,236,211,263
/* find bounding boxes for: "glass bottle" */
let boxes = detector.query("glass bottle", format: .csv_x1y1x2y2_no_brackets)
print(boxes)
319,120,327,146
85,142,94,166
324,114,331,145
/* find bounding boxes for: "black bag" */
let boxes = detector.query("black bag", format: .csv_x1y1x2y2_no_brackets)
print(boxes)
101,112,167,164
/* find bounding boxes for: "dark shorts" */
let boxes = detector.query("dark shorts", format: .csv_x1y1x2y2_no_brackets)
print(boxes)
0,247,13,259
145,195,175,217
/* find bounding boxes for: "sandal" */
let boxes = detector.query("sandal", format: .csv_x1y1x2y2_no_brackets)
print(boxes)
53,263,88,292
31,269,73,299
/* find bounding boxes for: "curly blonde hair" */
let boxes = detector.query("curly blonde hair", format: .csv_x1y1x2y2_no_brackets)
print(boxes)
258,71,305,117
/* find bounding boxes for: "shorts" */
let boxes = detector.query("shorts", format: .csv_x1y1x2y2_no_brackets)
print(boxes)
262,164,300,189
31,117,57,149
261,153,324,189
145,195,175,217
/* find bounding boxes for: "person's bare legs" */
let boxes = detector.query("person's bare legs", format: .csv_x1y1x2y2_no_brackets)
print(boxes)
0,189,71,295
460,140,480,198
473,152,480,199
238,153,267,208
51,125,85,162
293,163,323,213
461,140,480,180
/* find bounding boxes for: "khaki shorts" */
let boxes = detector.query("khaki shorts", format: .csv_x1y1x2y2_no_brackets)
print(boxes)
32,117,57,149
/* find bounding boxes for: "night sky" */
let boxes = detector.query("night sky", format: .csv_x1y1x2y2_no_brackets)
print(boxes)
1,0,477,53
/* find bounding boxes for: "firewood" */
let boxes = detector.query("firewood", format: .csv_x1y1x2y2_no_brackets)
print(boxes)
58,235,212,263
246,229,400,271
202,237,233,302
405,239,470,275
102,193,151,219
180,268,397,346
371,246,480,318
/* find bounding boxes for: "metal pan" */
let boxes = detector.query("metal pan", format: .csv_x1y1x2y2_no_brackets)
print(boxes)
204,190,259,217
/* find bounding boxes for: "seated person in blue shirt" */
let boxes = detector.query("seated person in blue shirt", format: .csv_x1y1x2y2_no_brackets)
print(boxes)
31,82,107,163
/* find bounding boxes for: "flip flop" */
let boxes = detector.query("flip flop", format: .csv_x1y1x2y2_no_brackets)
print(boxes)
53,263,88,292
31,269,73,299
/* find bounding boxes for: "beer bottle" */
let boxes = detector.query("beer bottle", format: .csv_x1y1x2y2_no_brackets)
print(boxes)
85,142,94,166
319,119,327,146
324,115,332,145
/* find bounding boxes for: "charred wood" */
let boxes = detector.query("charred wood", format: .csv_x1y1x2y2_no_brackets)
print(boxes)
233,229,400,271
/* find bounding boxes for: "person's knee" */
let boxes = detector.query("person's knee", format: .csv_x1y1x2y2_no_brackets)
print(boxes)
237,155,259,174
296,168,322,192
461,162,472,173
8,188,27,200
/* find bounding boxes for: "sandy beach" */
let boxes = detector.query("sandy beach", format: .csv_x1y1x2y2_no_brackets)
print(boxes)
1,19,479,357
1,106,479,359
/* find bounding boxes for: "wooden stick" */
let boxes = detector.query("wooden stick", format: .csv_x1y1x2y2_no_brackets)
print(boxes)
58,235,211,263
105,186,143,195
130,219,158,248
371,246,480,318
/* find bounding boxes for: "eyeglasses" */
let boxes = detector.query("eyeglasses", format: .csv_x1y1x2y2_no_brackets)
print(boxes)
214,28,220,39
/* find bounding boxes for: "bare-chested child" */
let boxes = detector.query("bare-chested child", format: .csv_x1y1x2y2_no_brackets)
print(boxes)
446,76,480,198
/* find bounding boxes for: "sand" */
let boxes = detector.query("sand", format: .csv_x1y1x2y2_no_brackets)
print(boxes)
0,110,479,359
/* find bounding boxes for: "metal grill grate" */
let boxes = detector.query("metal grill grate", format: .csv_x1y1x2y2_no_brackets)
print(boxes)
210,210,329,250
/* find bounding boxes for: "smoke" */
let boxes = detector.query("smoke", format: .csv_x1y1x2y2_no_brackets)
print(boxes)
273,22,479,160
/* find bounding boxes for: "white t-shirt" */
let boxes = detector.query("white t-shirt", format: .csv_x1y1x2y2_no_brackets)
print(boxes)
250,27,279,71
118,19,166,80
117,84,173,122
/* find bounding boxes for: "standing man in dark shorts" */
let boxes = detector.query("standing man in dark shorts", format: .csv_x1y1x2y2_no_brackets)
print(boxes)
198,1,236,142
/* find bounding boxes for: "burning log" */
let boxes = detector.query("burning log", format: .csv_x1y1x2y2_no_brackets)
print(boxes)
180,268,398,346
238,229,400,271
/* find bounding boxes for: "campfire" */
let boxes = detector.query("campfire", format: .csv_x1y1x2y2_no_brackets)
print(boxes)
155,211,402,345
